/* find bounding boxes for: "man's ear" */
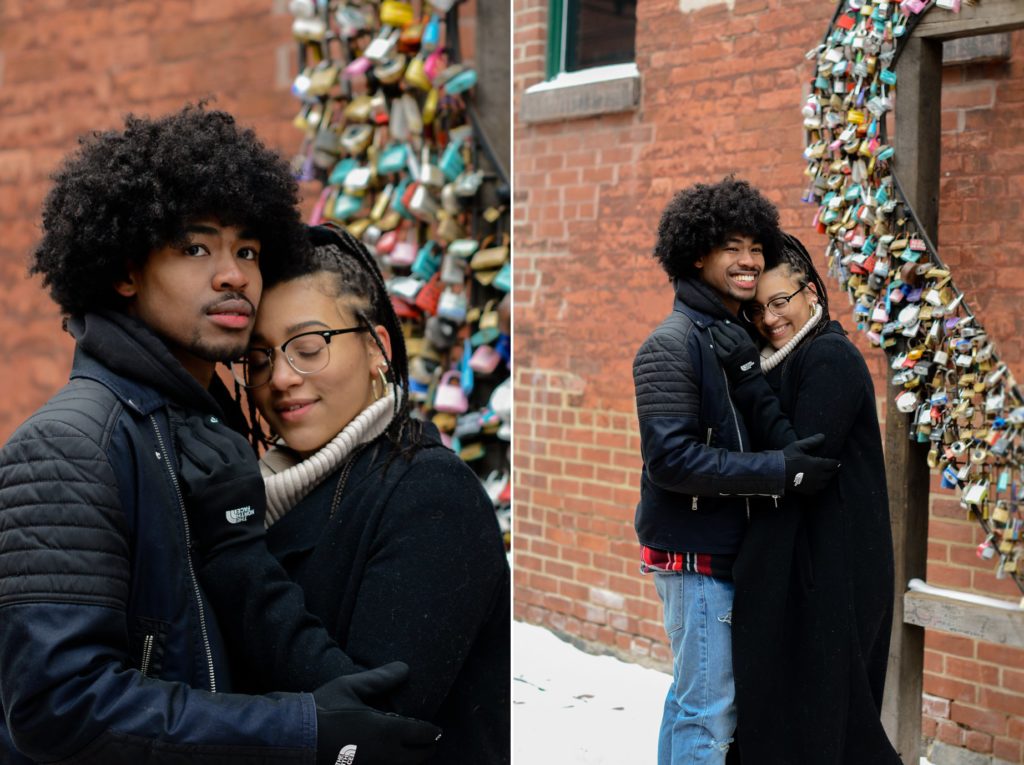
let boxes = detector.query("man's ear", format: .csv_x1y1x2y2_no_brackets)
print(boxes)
113,274,137,298
694,257,705,270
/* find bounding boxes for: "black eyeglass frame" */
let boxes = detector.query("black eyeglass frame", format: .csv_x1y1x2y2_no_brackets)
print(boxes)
741,283,809,323
231,326,370,389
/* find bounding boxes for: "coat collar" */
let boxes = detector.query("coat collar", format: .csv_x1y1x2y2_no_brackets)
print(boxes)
673,277,739,329
67,311,225,418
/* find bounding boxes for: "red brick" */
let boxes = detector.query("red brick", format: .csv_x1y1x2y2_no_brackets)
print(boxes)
923,693,951,719
925,631,976,659
963,729,993,754
1009,716,1024,741
937,719,964,746
978,643,1024,668
924,674,977,704
924,649,945,675
950,702,1008,737
946,657,1000,686
927,563,973,589
1004,668,1024,695
980,688,1024,718
993,734,1023,762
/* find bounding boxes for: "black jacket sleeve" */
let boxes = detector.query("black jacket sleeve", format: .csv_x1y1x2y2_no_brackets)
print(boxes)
634,324,786,497
197,538,362,689
725,372,799,451
0,396,315,763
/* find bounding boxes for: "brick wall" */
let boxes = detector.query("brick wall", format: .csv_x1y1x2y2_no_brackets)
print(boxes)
0,0,482,444
513,0,1024,761
0,0,303,443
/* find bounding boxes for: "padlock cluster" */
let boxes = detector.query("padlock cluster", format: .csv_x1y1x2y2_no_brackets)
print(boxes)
286,0,511,548
802,0,1022,588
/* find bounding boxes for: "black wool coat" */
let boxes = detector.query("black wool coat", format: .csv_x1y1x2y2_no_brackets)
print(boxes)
726,321,901,765
263,423,511,765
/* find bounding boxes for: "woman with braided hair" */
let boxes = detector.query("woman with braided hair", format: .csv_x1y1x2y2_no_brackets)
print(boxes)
232,223,510,764
710,233,899,764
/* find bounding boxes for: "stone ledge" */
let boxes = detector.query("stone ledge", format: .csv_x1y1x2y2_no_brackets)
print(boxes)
943,33,1012,65
521,73,641,124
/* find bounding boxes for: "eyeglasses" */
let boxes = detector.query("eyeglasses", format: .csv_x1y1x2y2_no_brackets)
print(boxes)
741,284,808,323
231,327,369,389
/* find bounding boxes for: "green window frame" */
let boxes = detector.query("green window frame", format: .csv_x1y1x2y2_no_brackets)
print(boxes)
545,0,637,80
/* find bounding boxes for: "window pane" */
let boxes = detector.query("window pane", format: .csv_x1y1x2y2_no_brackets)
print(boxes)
564,0,637,72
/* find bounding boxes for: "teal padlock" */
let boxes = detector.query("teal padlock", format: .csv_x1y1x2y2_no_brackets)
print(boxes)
332,193,362,221
422,14,440,50
377,143,408,175
444,68,477,95
411,241,442,281
439,141,464,181
493,262,510,293
328,157,358,186
392,177,414,219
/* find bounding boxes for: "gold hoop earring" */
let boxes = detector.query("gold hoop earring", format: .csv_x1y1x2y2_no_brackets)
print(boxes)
375,367,389,401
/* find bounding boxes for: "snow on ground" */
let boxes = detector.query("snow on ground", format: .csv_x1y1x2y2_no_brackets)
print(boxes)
514,620,666,763
513,621,933,765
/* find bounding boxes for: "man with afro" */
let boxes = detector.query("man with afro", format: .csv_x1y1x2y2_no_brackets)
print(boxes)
0,105,439,765
632,177,839,764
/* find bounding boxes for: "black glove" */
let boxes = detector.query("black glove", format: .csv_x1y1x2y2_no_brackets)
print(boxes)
782,433,840,495
710,321,762,386
313,662,441,765
175,415,266,558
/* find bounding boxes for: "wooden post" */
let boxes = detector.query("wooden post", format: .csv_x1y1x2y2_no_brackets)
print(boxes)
882,33,942,765
473,0,510,178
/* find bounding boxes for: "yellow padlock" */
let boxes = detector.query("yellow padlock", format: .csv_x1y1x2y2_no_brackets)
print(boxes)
422,88,439,125
405,54,432,91
379,0,414,28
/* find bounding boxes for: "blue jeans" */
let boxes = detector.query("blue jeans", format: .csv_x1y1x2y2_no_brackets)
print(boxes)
654,571,736,765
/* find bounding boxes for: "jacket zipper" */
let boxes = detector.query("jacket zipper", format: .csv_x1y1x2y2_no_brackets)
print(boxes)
149,414,217,693
720,368,751,521
692,427,713,511
140,633,155,677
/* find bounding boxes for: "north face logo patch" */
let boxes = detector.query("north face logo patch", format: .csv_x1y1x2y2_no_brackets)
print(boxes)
225,506,255,524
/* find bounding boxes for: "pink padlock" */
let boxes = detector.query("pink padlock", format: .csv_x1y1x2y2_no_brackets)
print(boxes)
387,240,417,268
309,186,334,226
469,345,501,375
434,370,469,414
344,56,373,77
423,49,446,82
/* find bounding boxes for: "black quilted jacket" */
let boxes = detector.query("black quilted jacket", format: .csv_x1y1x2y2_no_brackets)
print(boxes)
632,278,786,555
0,312,334,764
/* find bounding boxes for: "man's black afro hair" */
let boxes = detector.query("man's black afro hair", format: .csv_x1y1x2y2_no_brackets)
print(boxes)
653,176,781,282
31,103,305,317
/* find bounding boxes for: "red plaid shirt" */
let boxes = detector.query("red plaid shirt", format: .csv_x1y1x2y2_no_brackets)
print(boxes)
640,545,736,581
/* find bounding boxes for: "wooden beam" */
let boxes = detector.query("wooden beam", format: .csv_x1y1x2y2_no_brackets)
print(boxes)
881,34,944,765
904,591,1024,649
914,0,1024,41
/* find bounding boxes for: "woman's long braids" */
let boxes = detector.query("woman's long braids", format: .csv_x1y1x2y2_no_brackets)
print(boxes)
778,232,831,326
245,222,421,456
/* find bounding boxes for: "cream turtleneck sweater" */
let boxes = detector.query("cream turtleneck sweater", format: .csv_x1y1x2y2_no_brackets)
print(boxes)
260,387,396,526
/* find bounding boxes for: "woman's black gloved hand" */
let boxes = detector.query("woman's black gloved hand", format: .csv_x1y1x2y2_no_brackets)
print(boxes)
313,663,441,765
782,433,840,495
710,320,762,386
175,415,266,559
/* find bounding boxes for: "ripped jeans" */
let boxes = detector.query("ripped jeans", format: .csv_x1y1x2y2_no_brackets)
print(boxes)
654,571,736,765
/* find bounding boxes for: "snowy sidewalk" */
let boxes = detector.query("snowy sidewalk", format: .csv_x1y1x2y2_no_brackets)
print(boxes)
514,621,668,763
513,621,932,765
